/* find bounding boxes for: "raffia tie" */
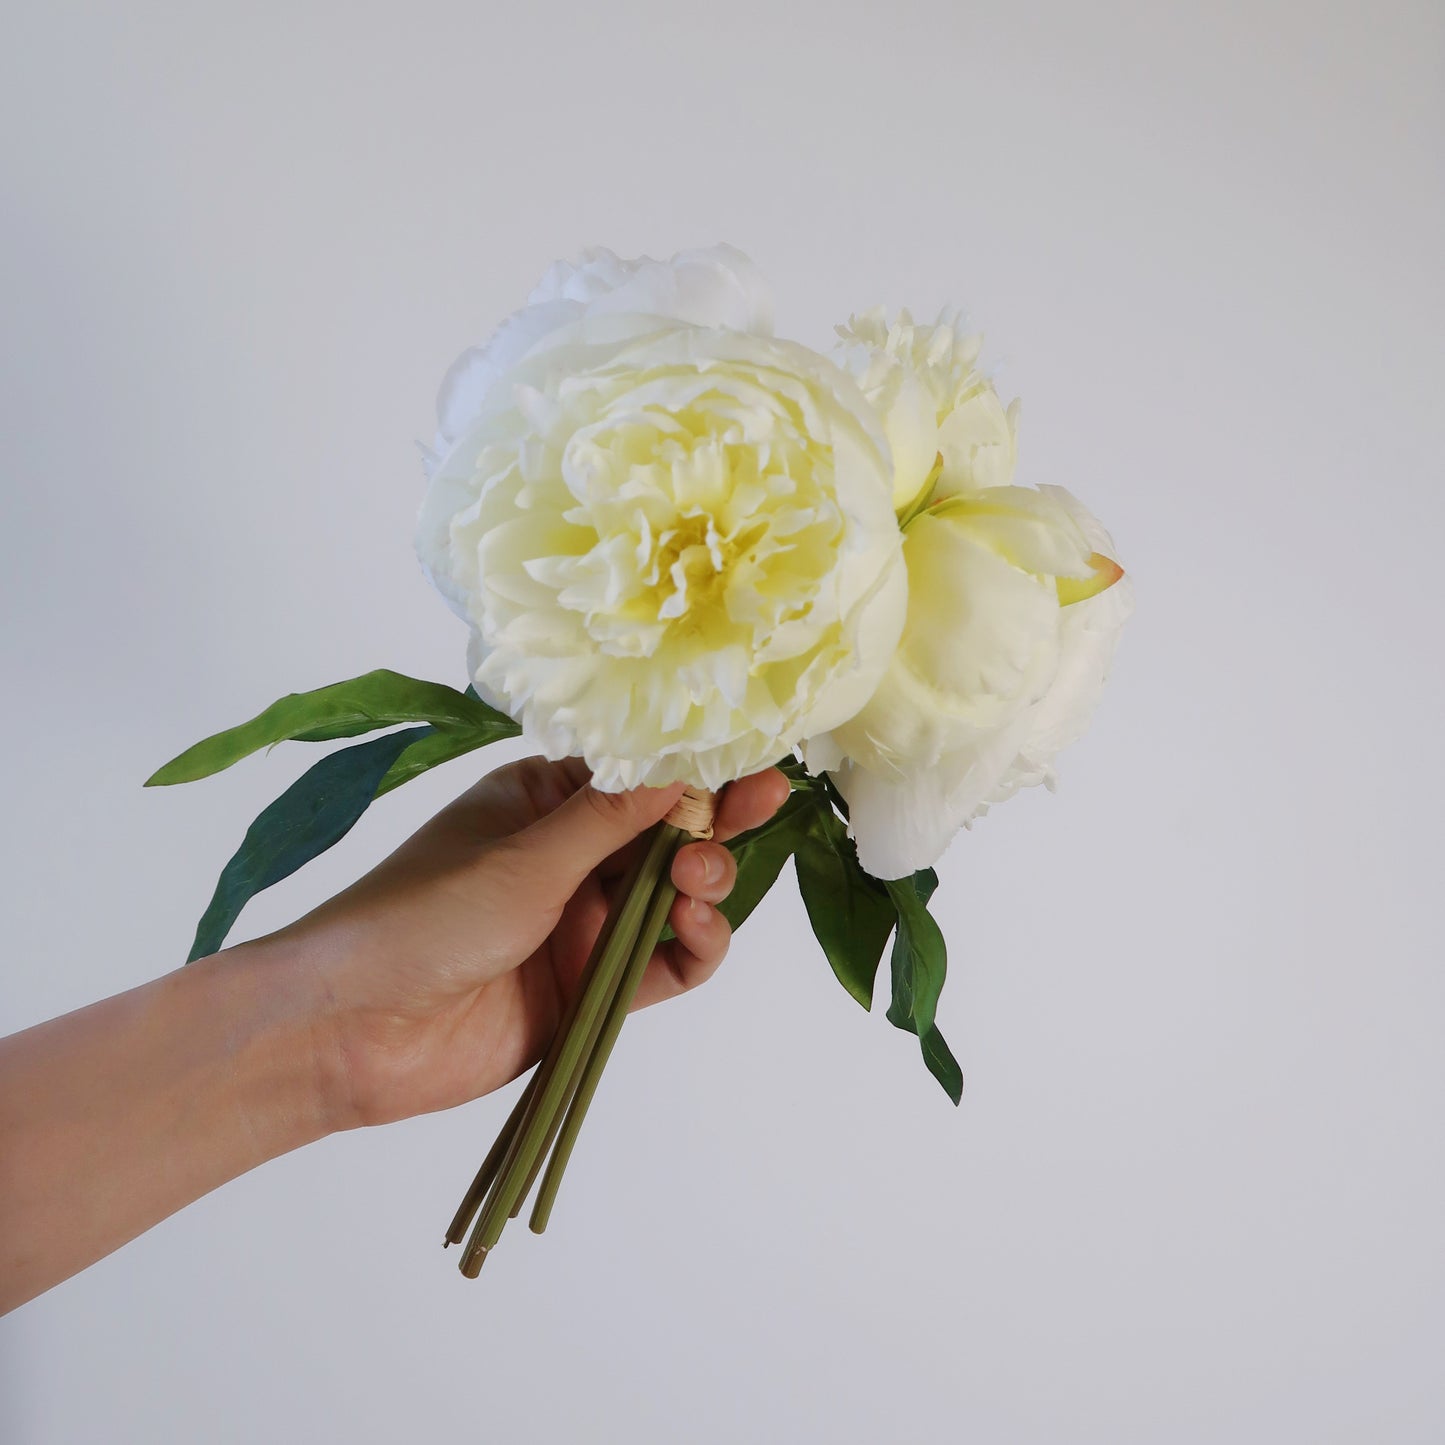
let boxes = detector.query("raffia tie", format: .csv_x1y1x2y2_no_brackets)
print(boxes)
665,785,717,839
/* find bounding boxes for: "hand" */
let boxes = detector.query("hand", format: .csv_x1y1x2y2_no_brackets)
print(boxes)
268,757,790,1129
0,755,790,1312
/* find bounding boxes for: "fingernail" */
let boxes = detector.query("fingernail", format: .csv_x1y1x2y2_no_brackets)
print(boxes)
700,851,723,885
690,896,711,922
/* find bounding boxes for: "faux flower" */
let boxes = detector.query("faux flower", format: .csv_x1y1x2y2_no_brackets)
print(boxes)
806,310,1131,879
156,254,1140,1263
418,305,907,792
832,306,1019,512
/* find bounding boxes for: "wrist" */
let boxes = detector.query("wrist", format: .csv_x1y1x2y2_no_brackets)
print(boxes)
191,934,352,1151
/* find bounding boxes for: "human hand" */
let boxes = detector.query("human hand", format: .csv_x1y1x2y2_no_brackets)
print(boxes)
261,757,790,1130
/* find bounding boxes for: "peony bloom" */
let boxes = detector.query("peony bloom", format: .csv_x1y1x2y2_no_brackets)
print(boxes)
832,306,1020,512
806,309,1132,879
418,268,907,791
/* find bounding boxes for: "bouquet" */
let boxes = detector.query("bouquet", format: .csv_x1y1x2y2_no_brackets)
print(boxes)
149,245,1132,1278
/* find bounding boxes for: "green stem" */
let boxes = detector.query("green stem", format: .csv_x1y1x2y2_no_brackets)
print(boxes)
458,824,680,1277
454,853,642,1274
529,864,681,1234
507,945,631,1219
461,844,648,1230
444,1070,539,1246
457,939,635,1273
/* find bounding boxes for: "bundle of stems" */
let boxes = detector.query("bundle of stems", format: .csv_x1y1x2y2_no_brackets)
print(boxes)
444,788,715,1276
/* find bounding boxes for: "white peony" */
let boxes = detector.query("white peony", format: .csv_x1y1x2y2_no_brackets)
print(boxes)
417,282,907,792
806,310,1132,879
833,307,1020,513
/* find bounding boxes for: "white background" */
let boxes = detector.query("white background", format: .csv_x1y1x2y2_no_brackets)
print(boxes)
2,2,1442,1440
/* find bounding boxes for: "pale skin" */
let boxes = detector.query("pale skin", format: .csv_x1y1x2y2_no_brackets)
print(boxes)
0,758,790,1315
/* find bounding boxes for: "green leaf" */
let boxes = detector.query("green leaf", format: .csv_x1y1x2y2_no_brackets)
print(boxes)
884,868,943,1034
793,801,897,1010
920,1024,964,1105
884,867,962,1103
374,724,500,797
147,670,519,786
719,791,816,932
186,727,424,962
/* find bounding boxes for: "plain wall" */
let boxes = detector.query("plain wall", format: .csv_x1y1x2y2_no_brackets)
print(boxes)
2,1,1442,1440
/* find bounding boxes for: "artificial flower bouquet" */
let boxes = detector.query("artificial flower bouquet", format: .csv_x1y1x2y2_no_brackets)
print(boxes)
150,245,1132,1277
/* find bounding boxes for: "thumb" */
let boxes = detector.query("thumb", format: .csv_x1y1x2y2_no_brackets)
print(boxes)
514,779,685,893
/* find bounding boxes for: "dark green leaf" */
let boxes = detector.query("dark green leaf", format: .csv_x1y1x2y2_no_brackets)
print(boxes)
186,727,424,962
374,724,500,797
883,867,960,1103
919,1024,964,1104
148,670,519,786
719,791,815,932
794,801,896,1010
884,868,944,1034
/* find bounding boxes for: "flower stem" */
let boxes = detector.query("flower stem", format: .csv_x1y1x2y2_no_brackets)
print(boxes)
457,824,680,1277
444,1070,538,1246
506,939,632,1219
529,867,680,1234
453,862,641,1272
457,938,637,1273
506,1008,609,1220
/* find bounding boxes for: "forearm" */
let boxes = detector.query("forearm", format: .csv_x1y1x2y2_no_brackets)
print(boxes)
0,939,336,1313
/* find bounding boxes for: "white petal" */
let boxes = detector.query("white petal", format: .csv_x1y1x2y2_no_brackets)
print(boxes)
939,485,1094,577
434,299,581,452
934,386,1017,495
895,518,1059,720
668,243,774,333
881,371,940,511
835,714,1030,878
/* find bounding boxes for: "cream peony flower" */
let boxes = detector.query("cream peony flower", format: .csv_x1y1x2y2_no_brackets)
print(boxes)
418,306,907,792
807,310,1131,879
833,307,1019,513
427,245,773,473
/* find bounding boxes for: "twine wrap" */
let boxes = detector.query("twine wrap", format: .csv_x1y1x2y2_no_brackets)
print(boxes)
665,785,717,839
